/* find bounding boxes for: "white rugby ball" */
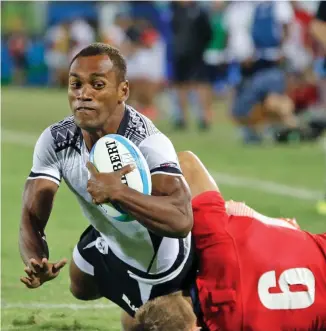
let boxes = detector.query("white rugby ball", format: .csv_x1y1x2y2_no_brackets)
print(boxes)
89,134,152,222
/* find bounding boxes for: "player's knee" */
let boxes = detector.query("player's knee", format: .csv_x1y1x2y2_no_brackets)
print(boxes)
69,259,101,301
264,93,279,111
69,279,101,301
70,282,93,301
264,94,294,115
70,278,103,300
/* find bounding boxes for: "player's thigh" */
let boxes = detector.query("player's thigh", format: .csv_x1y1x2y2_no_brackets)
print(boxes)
69,258,101,300
69,227,102,300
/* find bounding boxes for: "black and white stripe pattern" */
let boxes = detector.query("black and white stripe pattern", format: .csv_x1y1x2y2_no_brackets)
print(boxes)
50,116,82,154
118,105,160,146
28,171,61,185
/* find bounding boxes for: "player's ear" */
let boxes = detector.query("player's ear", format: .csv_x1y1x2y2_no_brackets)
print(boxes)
118,81,129,104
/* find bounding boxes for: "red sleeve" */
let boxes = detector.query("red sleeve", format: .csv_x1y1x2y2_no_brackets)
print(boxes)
191,191,229,250
192,192,238,331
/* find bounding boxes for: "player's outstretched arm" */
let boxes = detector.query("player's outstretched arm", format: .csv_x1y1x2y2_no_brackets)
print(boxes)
19,178,67,288
19,179,57,264
87,162,193,238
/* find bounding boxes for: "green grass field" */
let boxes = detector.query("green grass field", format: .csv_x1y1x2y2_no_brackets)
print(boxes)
1,87,325,330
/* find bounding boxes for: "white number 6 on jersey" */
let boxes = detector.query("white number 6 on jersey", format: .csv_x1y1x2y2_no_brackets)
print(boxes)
258,268,315,309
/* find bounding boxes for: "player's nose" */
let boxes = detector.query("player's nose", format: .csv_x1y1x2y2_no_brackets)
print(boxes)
77,85,93,101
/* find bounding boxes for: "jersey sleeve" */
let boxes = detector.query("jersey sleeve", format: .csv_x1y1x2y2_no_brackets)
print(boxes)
191,191,229,248
138,133,182,176
28,127,62,186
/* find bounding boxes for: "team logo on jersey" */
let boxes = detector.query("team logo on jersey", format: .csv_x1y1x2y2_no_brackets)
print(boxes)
95,237,109,255
82,237,108,255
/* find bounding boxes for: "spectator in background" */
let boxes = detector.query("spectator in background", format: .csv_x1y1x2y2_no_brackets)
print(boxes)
311,0,326,110
223,1,257,141
311,1,326,50
251,1,293,71
45,17,95,87
202,1,228,111
101,12,132,51
224,1,255,67
170,1,212,130
310,1,326,216
7,19,30,86
69,18,95,61
124,20,165,120
229,1,295,143
284,1,314,75
285,2,317,115
247,1,297,143
44,20,71,87
228,1,324,144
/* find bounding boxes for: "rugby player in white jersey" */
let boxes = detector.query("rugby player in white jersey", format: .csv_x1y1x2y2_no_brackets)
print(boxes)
19,43,194,317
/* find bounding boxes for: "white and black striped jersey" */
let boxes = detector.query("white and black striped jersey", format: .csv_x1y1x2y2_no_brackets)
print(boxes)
28,105,192,281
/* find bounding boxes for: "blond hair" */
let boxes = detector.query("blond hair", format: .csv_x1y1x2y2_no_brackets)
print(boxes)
132,292,196,331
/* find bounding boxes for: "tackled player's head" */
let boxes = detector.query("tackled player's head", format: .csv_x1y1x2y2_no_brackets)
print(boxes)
131,292,200,331
68,43,129,131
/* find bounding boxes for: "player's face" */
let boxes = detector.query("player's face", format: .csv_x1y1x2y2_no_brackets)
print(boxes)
68,55,128,131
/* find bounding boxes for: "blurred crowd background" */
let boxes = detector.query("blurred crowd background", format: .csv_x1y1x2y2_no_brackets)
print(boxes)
2,0,326,143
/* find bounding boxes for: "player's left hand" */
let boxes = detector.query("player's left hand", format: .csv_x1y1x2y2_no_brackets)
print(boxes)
20,258,67,289
86,162,135,204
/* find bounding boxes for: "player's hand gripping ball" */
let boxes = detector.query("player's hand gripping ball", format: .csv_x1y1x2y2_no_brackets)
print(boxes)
87,134,152,222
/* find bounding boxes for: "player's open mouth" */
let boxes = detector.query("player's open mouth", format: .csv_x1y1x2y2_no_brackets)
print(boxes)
76,107,96,112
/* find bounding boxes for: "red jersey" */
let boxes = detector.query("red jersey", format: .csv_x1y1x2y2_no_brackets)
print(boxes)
192,191,326,331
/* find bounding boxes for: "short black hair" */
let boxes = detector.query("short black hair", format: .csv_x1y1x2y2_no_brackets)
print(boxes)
70,43,127,82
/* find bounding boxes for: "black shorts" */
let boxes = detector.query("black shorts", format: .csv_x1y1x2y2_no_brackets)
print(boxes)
73,226,196,316
172,56,210,84
205,63,229,84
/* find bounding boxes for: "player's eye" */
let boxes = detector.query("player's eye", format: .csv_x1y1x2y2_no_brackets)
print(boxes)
93,81,105,89
70,80,81,88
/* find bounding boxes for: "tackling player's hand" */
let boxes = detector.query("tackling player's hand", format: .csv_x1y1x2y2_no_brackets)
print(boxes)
86,162,135,204
20,258,67,289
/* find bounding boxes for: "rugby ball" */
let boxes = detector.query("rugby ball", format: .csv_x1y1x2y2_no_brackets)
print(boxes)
89,134,152,222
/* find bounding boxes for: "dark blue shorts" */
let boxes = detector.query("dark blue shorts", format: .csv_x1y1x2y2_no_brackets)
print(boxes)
232,68,286,119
